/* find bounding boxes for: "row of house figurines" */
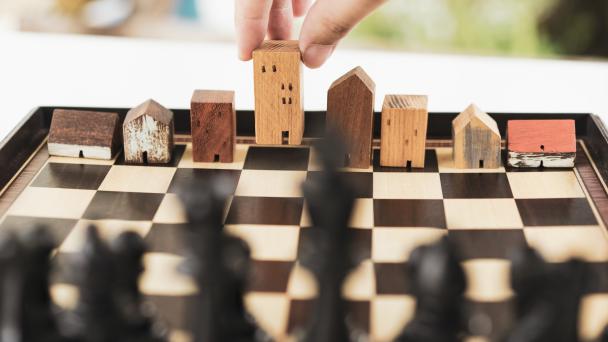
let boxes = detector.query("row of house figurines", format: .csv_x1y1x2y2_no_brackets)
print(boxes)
47,40,576,169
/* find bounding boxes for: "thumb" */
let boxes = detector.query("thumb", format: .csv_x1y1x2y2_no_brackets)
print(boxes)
298,0,386,68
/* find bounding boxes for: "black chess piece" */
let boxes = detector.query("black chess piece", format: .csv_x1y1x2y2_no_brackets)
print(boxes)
63,225,122,342
0,227,71,342
178,176,269,342
505,246,588,342
0,230,26,342
299,137,360,342
111,231,167,342
20,226,69,342
395,237,466,342
601,324,608,342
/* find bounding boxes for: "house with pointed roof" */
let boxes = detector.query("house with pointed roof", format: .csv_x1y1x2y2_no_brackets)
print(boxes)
327,66,376,169
123,99,174,164
452,104,501,169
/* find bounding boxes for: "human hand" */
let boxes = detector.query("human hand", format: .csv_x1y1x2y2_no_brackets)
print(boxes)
235,0,386,68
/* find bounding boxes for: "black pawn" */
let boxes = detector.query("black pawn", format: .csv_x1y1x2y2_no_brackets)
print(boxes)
0,230,26,342
395,237,466,342
300,137,359,342
21,226,67,342
178,177,268,342
111,231,166,342
506,246,587,342
66,225,121,342
0,227,69,342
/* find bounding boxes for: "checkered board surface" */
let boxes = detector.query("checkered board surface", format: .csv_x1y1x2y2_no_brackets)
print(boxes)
2,142,608,342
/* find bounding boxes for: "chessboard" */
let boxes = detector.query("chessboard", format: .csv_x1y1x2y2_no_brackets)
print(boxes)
1,108,608,342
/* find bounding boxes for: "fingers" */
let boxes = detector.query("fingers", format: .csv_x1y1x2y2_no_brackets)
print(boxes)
235,0,273,61
299,0,386,68
292,0,310,17
268,0,294,40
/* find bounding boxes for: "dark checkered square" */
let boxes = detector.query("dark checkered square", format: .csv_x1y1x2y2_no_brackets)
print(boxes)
306,171,373,198
287,299,370,334
244,146,310,171
298,228,372,261
248,260,294,292
516,198,597,226
375,262,411,295
83,191,165,220
448,230,526,260
226,197,304,225
167,169,241,194
0,216,77,245
374,199,446,228
32,163,111,190
441,173,513,199
584,262,608,294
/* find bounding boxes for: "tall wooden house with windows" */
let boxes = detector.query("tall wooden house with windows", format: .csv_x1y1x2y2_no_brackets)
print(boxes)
253,40,303,145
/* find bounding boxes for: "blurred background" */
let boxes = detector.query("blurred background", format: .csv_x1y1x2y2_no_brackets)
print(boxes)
0,0,607,59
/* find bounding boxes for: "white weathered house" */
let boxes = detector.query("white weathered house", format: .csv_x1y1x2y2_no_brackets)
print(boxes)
123,99,174,164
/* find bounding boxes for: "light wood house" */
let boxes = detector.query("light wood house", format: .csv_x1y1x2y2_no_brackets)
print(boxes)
253,40,303,145
380,95,429,168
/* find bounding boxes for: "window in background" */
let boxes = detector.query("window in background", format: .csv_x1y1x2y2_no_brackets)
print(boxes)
349,0,608,59
2,0,607,60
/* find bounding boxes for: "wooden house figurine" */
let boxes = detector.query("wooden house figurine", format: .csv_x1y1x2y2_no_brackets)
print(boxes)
253,40,303,145
507,120,576,168
380,95,429,168
327,66,375,169
452,104,501,169
191,90,236,163
123,99,174,164
48,109,121,160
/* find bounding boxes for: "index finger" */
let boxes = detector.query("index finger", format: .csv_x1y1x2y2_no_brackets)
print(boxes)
235,0,273,61
299,0,386,68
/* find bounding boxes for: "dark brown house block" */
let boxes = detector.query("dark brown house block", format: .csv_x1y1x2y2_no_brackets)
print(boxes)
191,90,236,163
48,109,121,160
327,66,376,169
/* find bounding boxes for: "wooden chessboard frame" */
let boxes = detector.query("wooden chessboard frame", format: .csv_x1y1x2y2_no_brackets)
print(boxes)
3,107,608,340
3,107,608,224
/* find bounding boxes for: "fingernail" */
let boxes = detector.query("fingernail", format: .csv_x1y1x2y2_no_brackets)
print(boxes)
302,44,335,68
